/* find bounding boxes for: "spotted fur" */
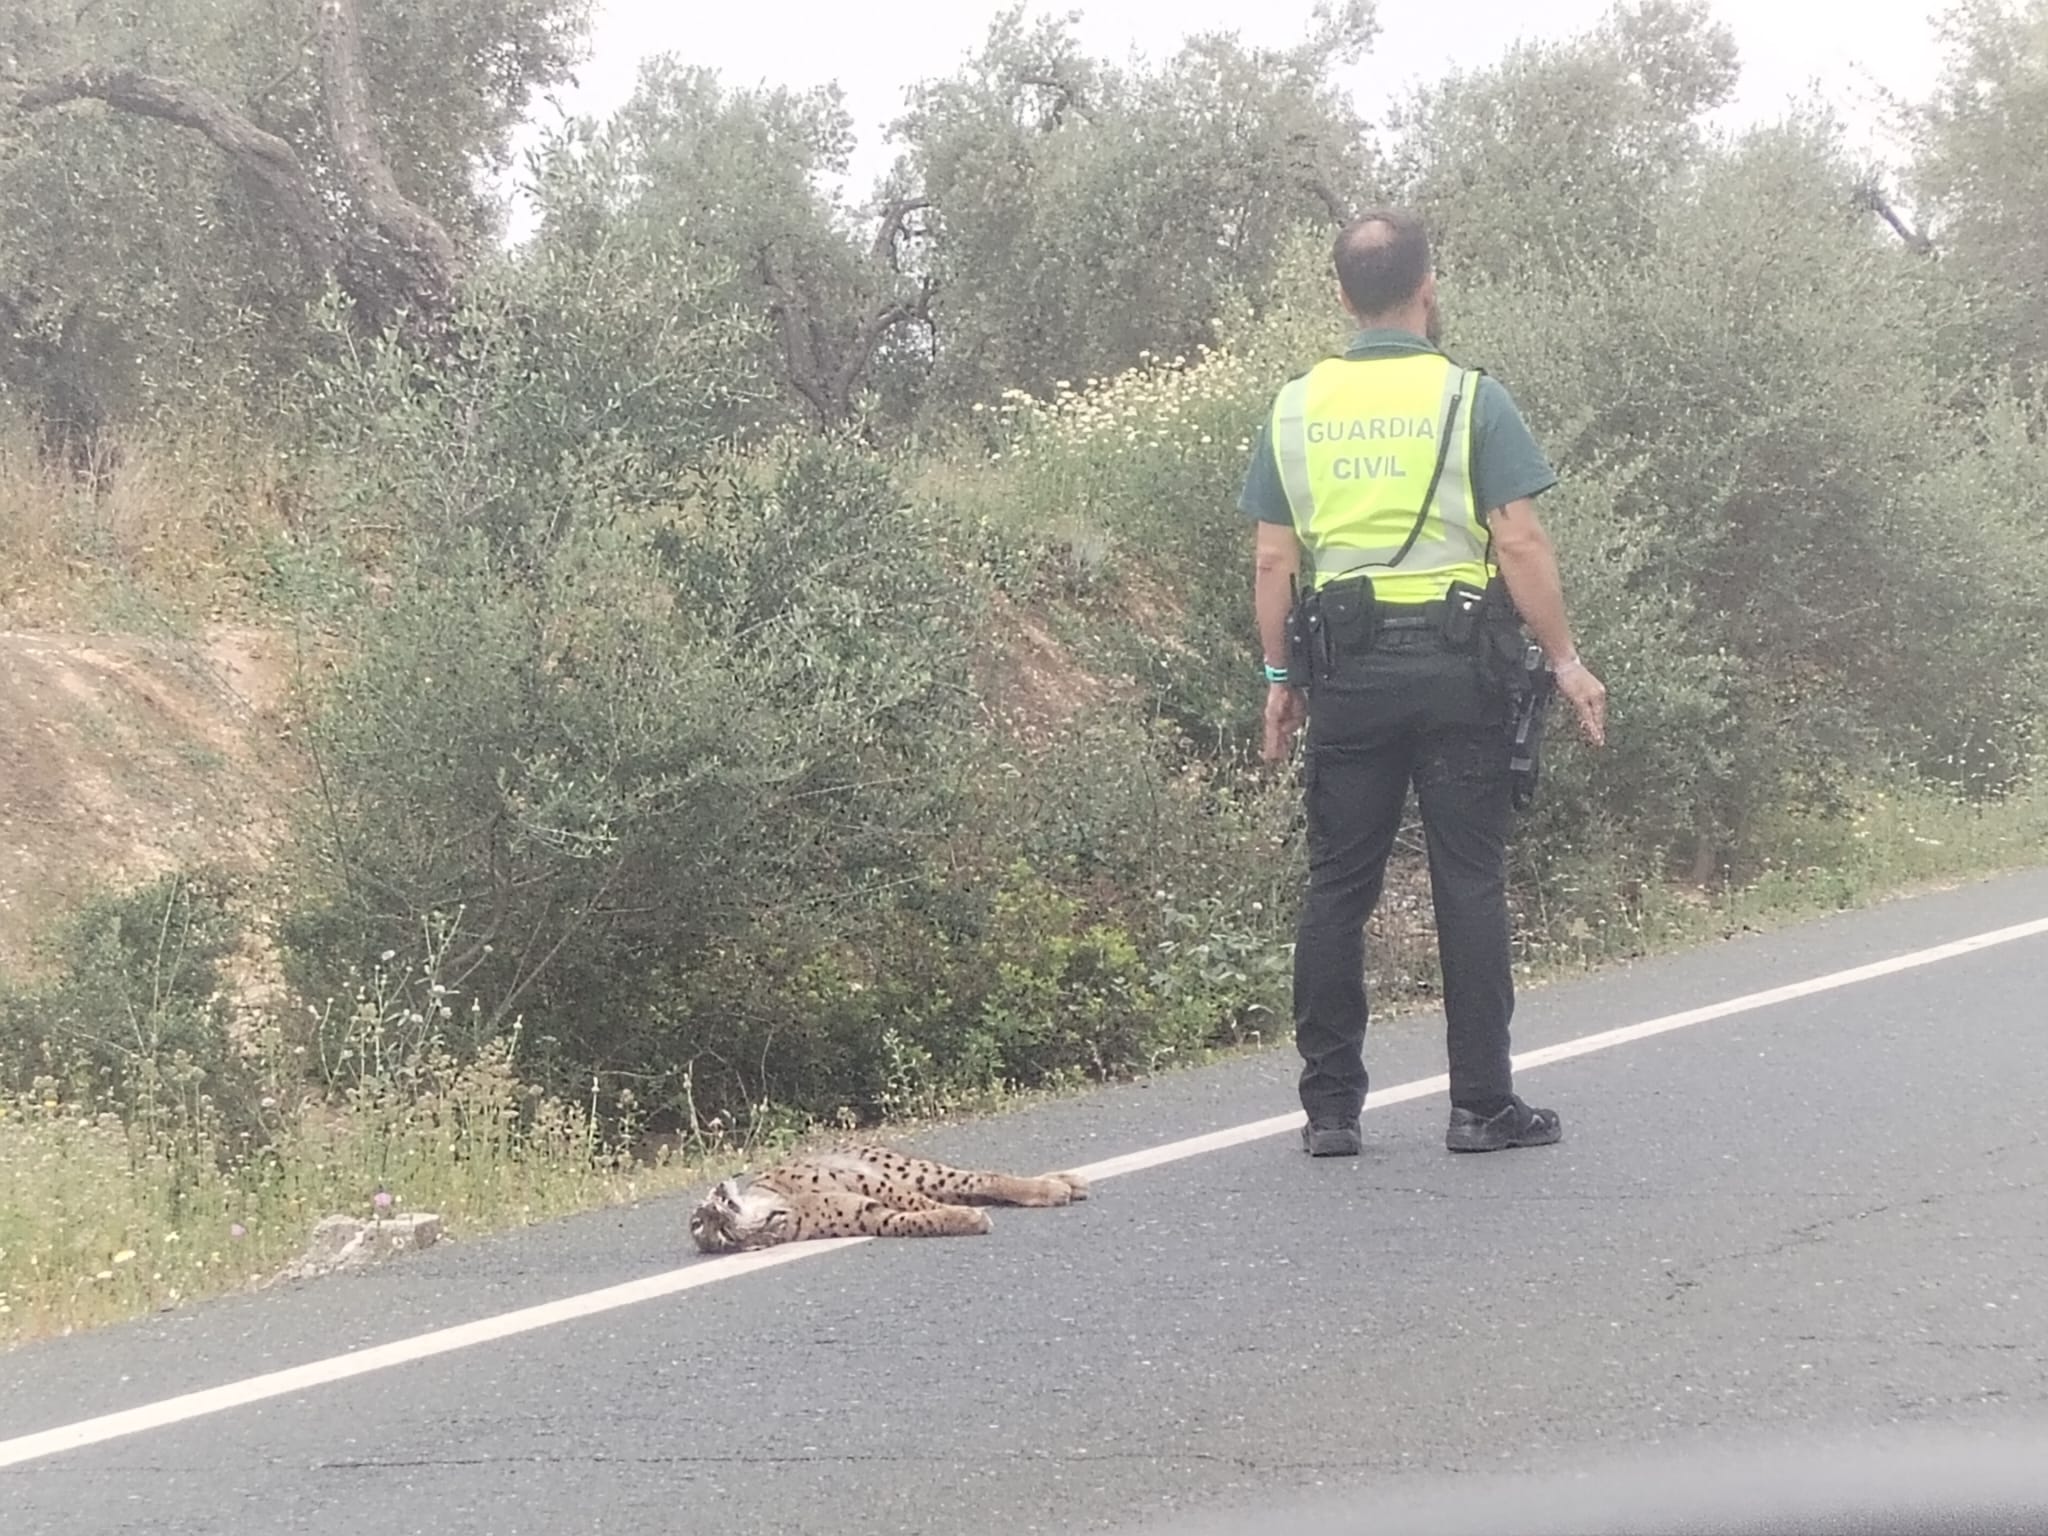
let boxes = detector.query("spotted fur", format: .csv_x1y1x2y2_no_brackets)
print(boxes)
687,1145,1090,1254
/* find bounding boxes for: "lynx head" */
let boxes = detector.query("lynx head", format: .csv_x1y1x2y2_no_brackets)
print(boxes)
688,1177,796,1254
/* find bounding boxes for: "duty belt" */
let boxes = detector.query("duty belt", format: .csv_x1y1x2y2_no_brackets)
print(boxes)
1371,600,1451,632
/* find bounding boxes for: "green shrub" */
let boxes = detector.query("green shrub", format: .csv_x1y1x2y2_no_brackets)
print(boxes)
1870,388,2048,800
618,854,1286,1134
1438,123,2048,865
278,435,986,1105
0,873,253,1131
296,239,766,565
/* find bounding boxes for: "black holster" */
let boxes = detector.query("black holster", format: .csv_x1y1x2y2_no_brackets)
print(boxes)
1463,577,1554,811
1505,644,1556,811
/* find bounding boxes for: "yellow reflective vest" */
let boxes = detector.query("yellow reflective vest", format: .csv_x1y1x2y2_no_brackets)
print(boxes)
1268,352,1490,604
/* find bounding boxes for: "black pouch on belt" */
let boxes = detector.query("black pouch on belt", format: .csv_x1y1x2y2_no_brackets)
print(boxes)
1314,575,1378,666
1439,579,1487,650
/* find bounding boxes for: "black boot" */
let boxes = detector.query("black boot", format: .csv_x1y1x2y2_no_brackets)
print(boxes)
1445,1095,1561,1153
1301,1119,1363,1157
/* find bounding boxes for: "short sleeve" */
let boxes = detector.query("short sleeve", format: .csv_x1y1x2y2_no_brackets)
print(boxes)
1471,375,1558,513
1238,419,1294,526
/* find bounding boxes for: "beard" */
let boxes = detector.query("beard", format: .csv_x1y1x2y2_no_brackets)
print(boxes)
1424,293,1445,346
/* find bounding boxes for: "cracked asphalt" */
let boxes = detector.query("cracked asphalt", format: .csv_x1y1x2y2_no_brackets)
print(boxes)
3,869,2047,1535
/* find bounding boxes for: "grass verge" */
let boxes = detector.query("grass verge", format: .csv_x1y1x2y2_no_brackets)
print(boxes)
0,1038,738,1349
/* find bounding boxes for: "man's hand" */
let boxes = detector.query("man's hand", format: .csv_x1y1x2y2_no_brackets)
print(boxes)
1484,501,1607,748
1553,658,1608,747
1263,683,1306,763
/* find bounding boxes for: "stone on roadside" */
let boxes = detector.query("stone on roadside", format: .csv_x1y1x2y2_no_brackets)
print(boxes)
274,1212,445,1284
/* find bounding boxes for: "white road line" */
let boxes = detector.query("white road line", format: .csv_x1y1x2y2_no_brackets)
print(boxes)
4,911,2045,1471
1066,912,2048,1181
0,1239,864,1471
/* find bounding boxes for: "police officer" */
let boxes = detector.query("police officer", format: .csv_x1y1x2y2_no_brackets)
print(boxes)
1239,209,1608,1158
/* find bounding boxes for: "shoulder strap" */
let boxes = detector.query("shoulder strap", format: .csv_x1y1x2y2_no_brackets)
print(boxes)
1381,366,1473,572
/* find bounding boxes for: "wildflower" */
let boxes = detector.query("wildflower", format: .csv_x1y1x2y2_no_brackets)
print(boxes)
230,1223,246,1239
373,1190,393,1211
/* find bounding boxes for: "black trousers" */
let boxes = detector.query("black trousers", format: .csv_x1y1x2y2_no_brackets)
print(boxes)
1294,624,1517,1125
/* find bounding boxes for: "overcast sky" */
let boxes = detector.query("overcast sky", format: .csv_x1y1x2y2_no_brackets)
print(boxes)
501,0,1949,229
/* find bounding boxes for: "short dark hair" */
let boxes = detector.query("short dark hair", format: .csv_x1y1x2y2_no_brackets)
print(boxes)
1332,210,1432,317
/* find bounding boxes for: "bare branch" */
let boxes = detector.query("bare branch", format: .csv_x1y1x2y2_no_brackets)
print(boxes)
830,291,928,412
756,245,837,424
1301,173,1352,227
869,196,933,266
1853,181,1935,257
1016,71,1091,126
15,67,339,271
1283,130,1353,227
0,291,43,355
758,240,931,425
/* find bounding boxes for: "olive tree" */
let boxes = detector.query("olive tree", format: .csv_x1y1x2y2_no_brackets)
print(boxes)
0,0,589,460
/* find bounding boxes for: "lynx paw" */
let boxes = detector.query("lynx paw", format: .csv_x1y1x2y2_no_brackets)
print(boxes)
1048,1171,1090,1202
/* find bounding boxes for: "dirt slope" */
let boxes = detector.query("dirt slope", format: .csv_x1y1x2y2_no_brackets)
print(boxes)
0,626,295,974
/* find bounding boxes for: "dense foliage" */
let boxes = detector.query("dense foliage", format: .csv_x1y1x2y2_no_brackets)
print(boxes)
4,0,2044,1143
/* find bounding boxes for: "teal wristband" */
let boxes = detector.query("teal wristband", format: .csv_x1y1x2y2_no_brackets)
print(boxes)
1263,662,1291,685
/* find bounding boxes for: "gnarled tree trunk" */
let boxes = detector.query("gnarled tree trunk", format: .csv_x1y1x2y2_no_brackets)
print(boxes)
755,197,934,426
313,0,464,335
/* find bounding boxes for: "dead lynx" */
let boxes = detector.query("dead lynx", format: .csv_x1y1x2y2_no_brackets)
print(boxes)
688,1144,1090,1254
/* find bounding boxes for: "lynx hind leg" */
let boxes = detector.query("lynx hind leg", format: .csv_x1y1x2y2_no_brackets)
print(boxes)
840,1146,1090,1208
1048,1170,1090,1202
967,1169,1089,1206
922,1160,1088,1208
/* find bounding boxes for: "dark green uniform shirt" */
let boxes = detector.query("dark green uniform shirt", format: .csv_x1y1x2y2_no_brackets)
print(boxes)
1239,328,1558,527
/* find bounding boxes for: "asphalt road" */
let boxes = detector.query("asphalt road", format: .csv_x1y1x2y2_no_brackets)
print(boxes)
4,868,2047,1535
